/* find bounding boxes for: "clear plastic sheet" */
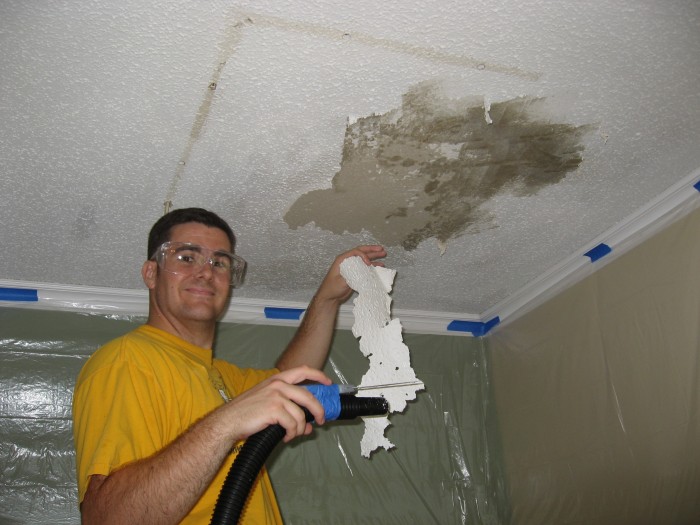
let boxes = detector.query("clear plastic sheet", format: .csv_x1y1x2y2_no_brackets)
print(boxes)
0,310,138,524
0,310,508,524
217,325,509,524
490,208,700,525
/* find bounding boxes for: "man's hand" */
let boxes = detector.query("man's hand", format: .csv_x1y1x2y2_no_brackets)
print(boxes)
315,245,387,305
222,366,332,442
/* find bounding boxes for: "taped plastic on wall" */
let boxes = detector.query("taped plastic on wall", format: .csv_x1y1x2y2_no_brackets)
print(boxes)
0,309,139,524
216,324,510,524
0,307,509,524
489,206,700,524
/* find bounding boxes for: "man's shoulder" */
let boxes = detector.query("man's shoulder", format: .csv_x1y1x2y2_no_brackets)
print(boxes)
95,325,152,354
78,326,155,374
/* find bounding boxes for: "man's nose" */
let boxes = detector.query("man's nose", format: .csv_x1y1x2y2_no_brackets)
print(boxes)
194,258,215,279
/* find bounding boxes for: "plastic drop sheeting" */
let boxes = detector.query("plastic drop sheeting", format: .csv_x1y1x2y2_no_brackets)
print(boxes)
218,325,508,524
489,207,700,525
0,308,508,524
0,310,140,524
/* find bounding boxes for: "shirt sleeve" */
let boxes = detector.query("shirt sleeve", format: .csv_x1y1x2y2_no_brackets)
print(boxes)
73,357,168,502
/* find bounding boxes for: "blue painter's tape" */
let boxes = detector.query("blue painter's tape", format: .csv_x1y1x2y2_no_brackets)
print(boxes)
584,243,612,262
693,180,700,192
481,316,501,335
447,316,500,337
263,307,304,320
304,384,341,421
0,287,39,302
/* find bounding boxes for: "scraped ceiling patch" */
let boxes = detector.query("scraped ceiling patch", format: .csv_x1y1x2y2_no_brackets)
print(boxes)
285,82,595,250
339,256,424,457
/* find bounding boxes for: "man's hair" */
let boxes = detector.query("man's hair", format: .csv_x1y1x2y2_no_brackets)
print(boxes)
147,207,236,259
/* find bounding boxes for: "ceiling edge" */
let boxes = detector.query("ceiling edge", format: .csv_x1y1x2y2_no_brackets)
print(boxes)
2,168,698,338
484,167,700,334
0,279,482,336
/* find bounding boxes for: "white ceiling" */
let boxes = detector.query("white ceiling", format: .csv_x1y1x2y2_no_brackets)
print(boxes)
1,1,700,331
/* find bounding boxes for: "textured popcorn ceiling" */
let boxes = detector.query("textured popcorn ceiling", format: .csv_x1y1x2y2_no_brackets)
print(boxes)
1,0,699,322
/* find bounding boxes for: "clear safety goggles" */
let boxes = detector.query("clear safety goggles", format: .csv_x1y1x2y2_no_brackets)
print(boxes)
152,241,246,287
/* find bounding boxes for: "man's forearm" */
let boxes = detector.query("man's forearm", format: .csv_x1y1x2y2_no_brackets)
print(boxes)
276,294,341,371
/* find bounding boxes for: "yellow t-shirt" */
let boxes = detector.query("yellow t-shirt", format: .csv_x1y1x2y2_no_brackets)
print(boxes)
72,324,282,524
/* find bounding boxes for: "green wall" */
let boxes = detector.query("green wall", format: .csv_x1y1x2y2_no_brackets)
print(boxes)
0,308,507,524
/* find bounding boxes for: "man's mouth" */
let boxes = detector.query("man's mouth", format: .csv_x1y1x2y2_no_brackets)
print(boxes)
185,286,216,297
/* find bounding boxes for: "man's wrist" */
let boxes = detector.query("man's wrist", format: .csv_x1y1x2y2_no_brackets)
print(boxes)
310,291,344,310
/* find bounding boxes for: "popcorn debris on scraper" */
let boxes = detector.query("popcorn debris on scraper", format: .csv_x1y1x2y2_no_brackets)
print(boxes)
339,256,424,457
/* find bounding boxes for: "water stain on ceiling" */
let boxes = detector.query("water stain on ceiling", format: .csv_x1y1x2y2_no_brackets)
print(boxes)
285,81,595,251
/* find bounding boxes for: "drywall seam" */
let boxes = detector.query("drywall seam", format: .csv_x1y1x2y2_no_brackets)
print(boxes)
164,16,249,211
339,256,424,457
231,9,540,81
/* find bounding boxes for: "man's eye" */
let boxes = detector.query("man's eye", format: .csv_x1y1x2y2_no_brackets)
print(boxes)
176,253,197,264
211,258,231,270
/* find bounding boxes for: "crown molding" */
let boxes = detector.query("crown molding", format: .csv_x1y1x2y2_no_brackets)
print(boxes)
483,168,700,332
0,279,481,336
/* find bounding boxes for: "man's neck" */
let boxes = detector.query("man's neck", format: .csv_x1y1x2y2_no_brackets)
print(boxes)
146,314,216,349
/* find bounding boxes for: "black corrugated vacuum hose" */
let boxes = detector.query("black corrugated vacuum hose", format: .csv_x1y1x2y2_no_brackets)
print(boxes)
210,392,389,525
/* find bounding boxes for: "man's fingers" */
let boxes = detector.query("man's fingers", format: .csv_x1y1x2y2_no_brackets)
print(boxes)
351,245,387,265
263,367,330,427
274,365,331,387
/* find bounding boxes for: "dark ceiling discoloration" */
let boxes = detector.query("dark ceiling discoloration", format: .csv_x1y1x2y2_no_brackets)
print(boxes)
285,82,595,250
73,206,97,240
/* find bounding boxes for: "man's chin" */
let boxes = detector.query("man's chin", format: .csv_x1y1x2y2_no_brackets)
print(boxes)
182,302,225,322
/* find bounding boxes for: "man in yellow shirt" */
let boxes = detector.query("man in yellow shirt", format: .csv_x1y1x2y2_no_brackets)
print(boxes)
72,207,386,524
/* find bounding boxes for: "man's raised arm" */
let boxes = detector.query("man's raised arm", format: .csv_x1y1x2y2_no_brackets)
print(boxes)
276,245,386,371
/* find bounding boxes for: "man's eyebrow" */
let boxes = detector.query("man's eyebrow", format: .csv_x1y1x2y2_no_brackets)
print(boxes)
173,243,203,252
173,244,233,257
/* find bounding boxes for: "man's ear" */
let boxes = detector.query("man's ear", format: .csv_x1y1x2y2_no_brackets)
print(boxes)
142,260,157,289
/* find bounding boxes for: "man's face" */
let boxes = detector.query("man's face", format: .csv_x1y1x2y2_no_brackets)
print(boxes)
144,222,233,325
